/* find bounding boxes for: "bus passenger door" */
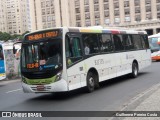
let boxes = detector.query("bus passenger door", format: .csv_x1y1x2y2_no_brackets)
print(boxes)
65,33,85,90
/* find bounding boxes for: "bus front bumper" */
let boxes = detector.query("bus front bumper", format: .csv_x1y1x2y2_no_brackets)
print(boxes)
22,79,68,93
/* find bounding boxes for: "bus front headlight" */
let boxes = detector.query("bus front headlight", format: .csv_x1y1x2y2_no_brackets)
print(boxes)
55,72,62,82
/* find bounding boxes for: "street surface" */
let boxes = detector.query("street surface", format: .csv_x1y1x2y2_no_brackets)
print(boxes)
0,62,160,120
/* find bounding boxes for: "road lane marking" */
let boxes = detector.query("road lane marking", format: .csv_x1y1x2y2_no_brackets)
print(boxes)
6,88,22,93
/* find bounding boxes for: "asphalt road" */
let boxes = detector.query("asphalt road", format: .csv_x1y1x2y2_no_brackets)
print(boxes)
0,62,160,120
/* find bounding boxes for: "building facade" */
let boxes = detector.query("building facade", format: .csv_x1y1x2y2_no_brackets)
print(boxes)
30,0,160,35
0,0,7,33
0,0,29,35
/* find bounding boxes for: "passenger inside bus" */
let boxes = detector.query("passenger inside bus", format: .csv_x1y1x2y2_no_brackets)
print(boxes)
84,42,90,55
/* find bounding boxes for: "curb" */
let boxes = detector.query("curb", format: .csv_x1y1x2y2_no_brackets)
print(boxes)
109,83,160,120
0,79,21,85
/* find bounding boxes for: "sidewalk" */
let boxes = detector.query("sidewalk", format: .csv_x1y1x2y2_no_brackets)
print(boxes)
112,83,160,120
0,78,20,85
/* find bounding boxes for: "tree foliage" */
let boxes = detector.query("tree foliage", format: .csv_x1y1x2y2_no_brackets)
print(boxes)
0,31,30,42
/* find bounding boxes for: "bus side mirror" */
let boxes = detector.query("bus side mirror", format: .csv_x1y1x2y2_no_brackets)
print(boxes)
13,42,22,54
13,46,16,54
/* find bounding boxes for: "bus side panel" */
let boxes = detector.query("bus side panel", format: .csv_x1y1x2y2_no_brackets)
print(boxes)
0,60,6,80
67,61,85,91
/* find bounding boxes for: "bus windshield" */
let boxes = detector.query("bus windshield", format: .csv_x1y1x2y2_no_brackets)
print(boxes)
21,39,62,72
149,37,160,51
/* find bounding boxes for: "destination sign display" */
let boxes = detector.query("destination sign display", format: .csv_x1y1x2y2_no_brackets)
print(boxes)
26,30,60,41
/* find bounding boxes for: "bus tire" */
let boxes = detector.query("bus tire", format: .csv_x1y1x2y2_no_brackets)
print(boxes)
130,62,138,78
86,72,95,93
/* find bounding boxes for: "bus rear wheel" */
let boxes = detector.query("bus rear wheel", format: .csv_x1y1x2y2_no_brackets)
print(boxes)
130,62,138,78
86,72,96,93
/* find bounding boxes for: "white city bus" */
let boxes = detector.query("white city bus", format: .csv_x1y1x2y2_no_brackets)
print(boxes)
15,27,151,93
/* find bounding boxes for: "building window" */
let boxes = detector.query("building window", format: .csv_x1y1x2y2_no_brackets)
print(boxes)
42,16,46,22
114,10,119,16
84,0,89,5
85,6,89,12
125,16,131,22
94,0,99,4
115,17,120,23
157,0,160,3
46,1,50,7
157,4,160,11
46,8,50,14
104,19,110,24
42,9,45,15
95,12,100,18
85,20,91,26
135,7,140,13
94,5,99,11
157,13,160,19
145,0,151,4
124,1,129,7
125,8,130,15
41,2,45,8
104,4,109,10
76,15,81,20
104,11,109,17
146,6,151,12
135,15,141,21
51,0,54,6
104,0,108,3
51,8,54,14
114,2,119,8
85,13,90,19
146,13,152,20
75,0,80,6
75,8,80,13
76,22,81,27
95,19,100,25
135,0,140,6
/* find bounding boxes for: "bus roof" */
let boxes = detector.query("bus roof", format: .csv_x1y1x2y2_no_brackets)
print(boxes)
27,27,147,36
148,33,160,38
68,27,147,34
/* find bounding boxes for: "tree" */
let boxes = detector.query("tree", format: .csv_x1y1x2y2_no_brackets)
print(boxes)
0,31,30,42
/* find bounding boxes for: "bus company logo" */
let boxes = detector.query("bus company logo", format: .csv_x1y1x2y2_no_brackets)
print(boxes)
2,112,11,117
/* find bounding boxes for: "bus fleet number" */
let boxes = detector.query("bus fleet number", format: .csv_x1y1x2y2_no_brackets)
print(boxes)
95,59,104,65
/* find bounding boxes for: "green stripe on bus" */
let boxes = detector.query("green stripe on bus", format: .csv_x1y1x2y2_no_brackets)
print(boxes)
25,76,57,85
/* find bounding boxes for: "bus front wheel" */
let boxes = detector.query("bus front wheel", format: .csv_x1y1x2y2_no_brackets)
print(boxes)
130,62,138,78
86,72,96,93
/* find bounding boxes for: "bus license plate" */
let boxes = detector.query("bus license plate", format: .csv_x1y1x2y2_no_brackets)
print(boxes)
37,85,45,91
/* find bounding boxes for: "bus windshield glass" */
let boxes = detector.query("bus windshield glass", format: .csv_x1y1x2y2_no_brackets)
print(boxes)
149,37,160,50
21,38,62,72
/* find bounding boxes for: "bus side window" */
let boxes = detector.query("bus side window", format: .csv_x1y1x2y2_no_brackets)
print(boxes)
122,34,134,50
112,34,124,51
82,34,99,55
66,35,82,66
99,34,114,52
132,35,143,49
